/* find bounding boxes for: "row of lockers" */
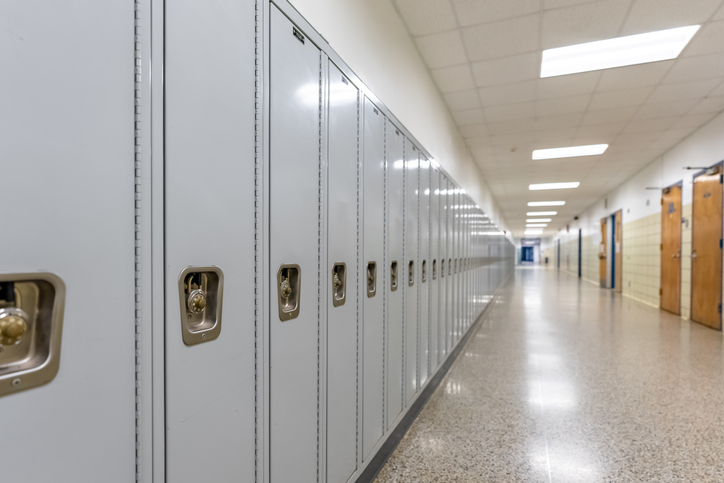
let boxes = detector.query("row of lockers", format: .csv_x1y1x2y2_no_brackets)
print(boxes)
2,1,514,482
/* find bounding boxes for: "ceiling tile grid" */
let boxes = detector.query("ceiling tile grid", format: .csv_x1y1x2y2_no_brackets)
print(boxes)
392,0,724,235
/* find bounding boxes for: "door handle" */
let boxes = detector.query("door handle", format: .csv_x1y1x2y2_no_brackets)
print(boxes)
672,251,681,258
691,253,697,259
331,263,346,307
277,264,301,320
179,266,224,344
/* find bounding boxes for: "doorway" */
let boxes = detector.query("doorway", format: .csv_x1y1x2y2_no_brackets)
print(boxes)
522,246,534,263
691,165,723,330
578,229,582,278
661,182,682,315
599,218,607,287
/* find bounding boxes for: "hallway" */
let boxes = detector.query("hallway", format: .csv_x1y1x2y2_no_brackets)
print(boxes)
375,267,724,482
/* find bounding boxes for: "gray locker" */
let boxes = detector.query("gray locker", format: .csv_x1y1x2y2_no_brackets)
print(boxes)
2,2,135,480
386,122,404,427
326,62,359,482
445,178,454,353
403,140,419,404
362,97,386,459
269,9,321,481
165,1,257,480
429,169,440,369
419,158,430,385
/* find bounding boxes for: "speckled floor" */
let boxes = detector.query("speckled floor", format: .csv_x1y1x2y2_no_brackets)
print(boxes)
374,266,724,482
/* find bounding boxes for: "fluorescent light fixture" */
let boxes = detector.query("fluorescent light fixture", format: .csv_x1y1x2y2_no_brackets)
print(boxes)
529,182,580,191
541,25,700,78
526,224,547,228
533,144,608,160
525,229,543,235
526,218,552,223
527,211,557,216
528,201,565,207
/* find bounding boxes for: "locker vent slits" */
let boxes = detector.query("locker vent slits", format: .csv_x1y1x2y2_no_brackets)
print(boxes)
254,0,261,480
293,26,305,44
133,0,142,480
342,76,349,85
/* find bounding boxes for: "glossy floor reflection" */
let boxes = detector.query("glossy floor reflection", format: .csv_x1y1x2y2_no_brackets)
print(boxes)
374,266,724,482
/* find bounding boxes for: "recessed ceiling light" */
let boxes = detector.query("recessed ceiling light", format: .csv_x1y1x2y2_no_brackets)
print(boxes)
526,218,552,222
533,144,608,160
526,224,547,228
541,25,700,78
528,201,565,207
527,211,557,216
529,182,580,190
525,229,543,235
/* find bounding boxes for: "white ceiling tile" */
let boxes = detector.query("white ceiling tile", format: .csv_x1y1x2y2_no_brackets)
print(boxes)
633,99,698,119
597,61,674,91
431,64,476,92
541,0,630,49
535,94,591,116
393,0,459,36
415,30,468,69
478,81,537,107
484,102,536,122
689,96,724,114
621,0,722,36
709,80,724,97
458,123,489,138
647,79,720,102
671,112,719,130
453,108,485,125
443,89,481,112
682,21,724,57
716,3,724,19
624,117,679,133
535,113,585,129
533,127,579,142
489,132,536,146
471,53,539,87
462,14,539,61
588,87,654,110
537,71,601,99
467,135,493,148
487,119,535,135
452,0,541,27
575,122,628,137
543,0,599,9
581,107,638,125
663,53,724,84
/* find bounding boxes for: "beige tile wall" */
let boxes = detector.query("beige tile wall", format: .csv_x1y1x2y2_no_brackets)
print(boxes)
622,212,661,308
582,235,598,285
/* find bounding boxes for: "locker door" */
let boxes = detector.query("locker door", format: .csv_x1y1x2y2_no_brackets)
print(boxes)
269,9,321,481
326,63,359,482
2,2,135,480
439,180,448,359
165,1,257,481
386,123,404,427
452,188,459,343
444,179,453,354
404,140,419,404
362,97,386,458
429,169,440,369
419,159,431,385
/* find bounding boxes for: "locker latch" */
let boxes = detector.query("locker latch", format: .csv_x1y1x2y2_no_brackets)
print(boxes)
432,259,437,280
408,260,415,287
390,261,398,292
366,262,377,298
448,259,452,276
421,260,427,283
332,263,346,307
0,273,65,398
441,259,445,278
277,264,301,321
179,267,224,344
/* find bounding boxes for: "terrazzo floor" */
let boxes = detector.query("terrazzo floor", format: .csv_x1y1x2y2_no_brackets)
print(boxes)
374,266,724,482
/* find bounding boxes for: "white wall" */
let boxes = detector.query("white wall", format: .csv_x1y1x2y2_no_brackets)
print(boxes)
287,0,508,233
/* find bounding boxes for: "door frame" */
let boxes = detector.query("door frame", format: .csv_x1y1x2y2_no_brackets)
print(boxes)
661,180,683,315
691,162,724,330
578,228,582,278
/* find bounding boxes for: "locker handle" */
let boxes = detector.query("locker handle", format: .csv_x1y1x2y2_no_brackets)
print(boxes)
390,261,398,292
277,264,301,320
421,260,427,283
408,260,415,287
366,262,377,298
332,263,346,307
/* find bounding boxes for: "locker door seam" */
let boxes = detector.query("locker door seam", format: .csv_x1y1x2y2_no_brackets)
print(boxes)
133,1,142,479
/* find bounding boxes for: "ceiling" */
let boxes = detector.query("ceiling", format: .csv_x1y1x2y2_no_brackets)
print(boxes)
391,0,724,236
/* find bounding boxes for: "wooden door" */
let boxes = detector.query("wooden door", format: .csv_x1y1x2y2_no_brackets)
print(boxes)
691,167,723,330
599,218,607,286
661,184,682,315
615,210,623,293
